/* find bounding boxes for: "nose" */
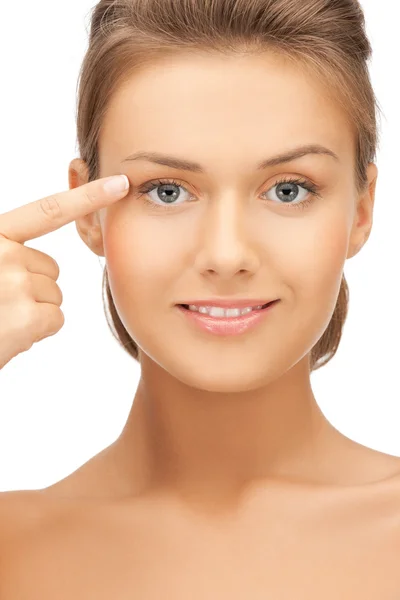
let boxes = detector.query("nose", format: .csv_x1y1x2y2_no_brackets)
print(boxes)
193,194,261,280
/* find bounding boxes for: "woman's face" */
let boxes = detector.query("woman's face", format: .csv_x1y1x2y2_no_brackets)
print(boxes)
73,52,377,392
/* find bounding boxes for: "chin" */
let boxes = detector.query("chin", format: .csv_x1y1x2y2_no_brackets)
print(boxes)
158,354,291,394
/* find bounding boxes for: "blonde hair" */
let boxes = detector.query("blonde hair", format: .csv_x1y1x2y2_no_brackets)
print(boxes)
75,0,382,372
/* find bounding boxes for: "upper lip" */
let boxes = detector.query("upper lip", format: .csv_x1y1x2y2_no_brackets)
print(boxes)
177,298,278,308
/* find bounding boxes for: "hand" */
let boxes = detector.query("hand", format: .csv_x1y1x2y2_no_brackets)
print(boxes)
0,175,129,370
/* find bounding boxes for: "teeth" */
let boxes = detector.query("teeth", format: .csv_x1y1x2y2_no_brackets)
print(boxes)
188,305,264,317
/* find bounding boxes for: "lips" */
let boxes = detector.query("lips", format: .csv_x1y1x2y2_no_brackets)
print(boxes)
176,299,279,336
179,301,275,310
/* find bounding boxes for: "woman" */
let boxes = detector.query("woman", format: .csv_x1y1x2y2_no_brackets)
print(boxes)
0,0,399,596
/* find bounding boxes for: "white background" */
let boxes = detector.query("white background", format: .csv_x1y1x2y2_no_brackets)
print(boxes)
0,0,398,492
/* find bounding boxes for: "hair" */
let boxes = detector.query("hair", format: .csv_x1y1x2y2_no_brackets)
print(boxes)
75,0,382,372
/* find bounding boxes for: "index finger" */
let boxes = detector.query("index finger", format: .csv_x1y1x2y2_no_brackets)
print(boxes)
0,175,130,244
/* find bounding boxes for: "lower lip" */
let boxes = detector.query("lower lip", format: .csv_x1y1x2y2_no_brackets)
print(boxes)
175,301,279,336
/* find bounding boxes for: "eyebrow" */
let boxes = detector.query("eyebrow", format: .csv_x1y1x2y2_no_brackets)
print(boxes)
120,144,340,173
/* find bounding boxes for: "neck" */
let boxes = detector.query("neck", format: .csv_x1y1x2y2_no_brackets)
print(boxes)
112,354,351,507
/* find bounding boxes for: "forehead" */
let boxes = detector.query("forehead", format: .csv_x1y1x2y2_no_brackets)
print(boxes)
100,52,354,169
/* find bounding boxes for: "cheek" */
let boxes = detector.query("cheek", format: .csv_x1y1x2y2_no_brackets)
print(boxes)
104,213,187,280
307,217,349,297
102,212,188,332
284,211,350,336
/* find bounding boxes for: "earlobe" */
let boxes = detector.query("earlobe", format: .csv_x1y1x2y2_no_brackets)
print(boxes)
75,219,106,257
347,235,366,260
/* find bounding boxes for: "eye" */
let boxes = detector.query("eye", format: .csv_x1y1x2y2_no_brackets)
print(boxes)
136,179,194,210
262,176,322,211
136,176,322,212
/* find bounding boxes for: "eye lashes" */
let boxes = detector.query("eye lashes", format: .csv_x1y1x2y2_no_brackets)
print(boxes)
136,175,322,212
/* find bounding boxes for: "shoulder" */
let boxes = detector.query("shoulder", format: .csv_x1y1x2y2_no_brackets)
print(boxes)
0,490,49,545
0,489,88,548
0,488,101,583
0,486,117,544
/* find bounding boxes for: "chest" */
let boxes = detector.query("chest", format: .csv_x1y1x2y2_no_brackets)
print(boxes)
1,505,400,600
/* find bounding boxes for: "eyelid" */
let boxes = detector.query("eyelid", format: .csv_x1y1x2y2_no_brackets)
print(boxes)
135,175,324,219
135,173,322,195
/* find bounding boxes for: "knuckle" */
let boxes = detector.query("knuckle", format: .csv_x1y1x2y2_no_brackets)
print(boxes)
53,283,63,306
19,303,38,332
2,269,29,297
38,196,63,221
82,188,97,208
58,309,65,328
8,303,39,351
50,257,60,279
0,239,18,262
50,308,65,333
41,251,60,279
14,270,32,295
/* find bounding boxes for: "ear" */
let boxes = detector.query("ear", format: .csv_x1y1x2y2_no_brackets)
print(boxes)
69,159,105,257
347,162,378,259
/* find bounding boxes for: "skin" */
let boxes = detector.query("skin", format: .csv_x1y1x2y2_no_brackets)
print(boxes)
70,49,398,504
3,51,400,598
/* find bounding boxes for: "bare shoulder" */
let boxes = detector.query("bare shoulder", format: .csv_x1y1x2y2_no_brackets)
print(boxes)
0,490,53,541
0,489,90,551
0,484,126,550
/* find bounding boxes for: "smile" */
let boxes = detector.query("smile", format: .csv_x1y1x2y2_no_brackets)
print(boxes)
176,300,279,336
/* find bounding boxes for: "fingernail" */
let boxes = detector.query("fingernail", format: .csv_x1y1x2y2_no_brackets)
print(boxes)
103,175,129,195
